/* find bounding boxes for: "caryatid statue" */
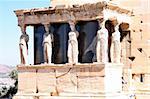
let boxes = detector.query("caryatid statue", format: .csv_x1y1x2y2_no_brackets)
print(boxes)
111,20,121,63
67,21,79,64
19,33,29,65
96,20,108,63
43,24,53,64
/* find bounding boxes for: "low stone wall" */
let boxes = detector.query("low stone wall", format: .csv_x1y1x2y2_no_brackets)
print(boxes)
14,63,123,99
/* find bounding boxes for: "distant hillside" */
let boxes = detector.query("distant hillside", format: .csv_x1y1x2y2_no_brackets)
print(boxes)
0,64,14,73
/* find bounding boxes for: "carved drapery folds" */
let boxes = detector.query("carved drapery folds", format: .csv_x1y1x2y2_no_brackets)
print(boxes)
19,34,29,65
42,20,53,64
17,11,29,65
96,19,108,63
67,21,79,64
96,17,122,63
111,19,121,63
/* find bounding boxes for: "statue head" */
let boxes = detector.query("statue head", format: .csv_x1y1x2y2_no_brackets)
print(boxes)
69,31,77,40
20,33,29,42
69,20,76,31
109,17,118,27
97,18,106,29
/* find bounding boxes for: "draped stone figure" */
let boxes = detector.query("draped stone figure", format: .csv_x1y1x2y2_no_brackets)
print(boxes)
96,21,108,63
19,34,29,65
43,33,53,64
67,31,79,64
111,25,121,63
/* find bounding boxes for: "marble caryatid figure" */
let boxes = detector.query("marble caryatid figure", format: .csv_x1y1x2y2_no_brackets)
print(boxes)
96,20,108,63
111,19,121,63
43,33,53,64
67,31,79,64
43,24,53,64
19,33,29,65
67,21,79,64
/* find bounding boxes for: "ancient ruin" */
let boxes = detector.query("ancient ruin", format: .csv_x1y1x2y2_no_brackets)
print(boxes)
13,0,150,99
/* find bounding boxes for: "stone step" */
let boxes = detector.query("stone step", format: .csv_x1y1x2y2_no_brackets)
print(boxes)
13,92,129,99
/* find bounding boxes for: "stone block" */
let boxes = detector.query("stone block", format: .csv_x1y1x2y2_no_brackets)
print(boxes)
77,63,123,93
77,63,105,93
90,63,105,77
105,63,122,77
130,45,148,73
13,95,36,99
104,63,122,92
77,76,90,93
141,13,150,24
76,65,90,77
77,76,104,93
131,16,140,29
142,74,150,90
17,68,37,94
144,74,150,84
136,94,150,99
56,67,77,93
89,76,105,92
122,69,131,91
132,66,147,74
142,24,150,40
105,75,122,92
37,68,56,94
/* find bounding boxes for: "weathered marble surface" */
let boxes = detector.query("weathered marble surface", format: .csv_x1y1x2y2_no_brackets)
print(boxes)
19,34,29,65
111,25,121,63
96,27,108,63
14,2,131,27
15,63,123,98
67,31,79,64
43,33,52,64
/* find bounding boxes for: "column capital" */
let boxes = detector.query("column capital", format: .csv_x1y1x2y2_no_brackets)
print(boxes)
68,20,76,31
97,18,106,29
20,33,29,43
43,24,50,34
19,24,26,34
19,33,29,65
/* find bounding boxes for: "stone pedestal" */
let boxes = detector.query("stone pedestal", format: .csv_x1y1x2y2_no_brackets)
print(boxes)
13,63,123,99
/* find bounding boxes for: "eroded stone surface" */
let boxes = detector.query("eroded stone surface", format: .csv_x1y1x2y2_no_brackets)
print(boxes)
16,63,122,96
37,68,56,93
18,68,37,94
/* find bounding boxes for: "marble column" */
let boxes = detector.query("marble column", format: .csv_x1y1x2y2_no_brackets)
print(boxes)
19,25,29,65
67,21,79,64
111,23,121,63
96,19,108,63
43,24,53,64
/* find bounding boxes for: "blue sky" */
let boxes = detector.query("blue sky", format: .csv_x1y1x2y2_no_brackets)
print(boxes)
0,0,50,66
